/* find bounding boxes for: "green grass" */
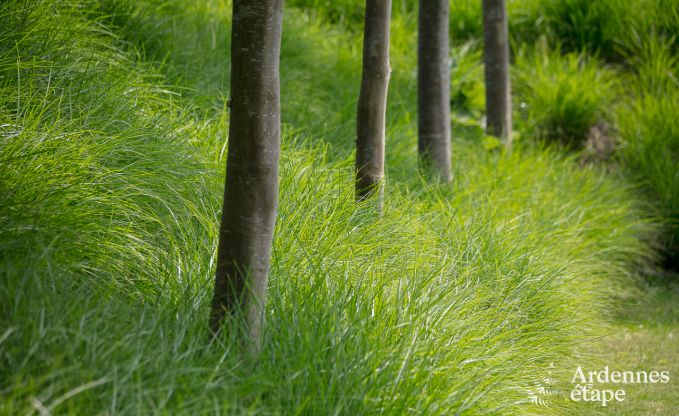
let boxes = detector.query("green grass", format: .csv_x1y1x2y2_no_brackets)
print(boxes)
507,0,679,63
613,37,679,267
449,41,485,115
617,97,679,267
0,0,674,414
513,48,617,146
569,274,679,415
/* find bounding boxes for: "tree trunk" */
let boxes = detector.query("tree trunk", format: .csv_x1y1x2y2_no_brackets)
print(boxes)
210,0,283,349
482,0,512,145
356,0,392,206
418,0,452,182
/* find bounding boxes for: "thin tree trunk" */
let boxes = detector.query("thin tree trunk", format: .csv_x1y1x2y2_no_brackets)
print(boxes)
210,0,283,349
483,0,512,145
418,0,452,182
355,0,392,205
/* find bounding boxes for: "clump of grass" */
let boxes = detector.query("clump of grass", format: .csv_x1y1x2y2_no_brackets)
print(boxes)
651,0,679,53
0,0,218,305
450,0,483,44
286,0,366,26
620,35,679,96
450,41,485,114
508,0,638,62
616,42,679,267
509,0,679,65
514,48,618,146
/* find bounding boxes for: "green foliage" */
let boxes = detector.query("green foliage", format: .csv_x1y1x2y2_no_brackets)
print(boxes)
450,0,483,43
508,0,679,63
450,41,485,114
621,35,679,96
0,0,671,415
508,1,678,265
286,0,365,26
286,0,417,29
514,49,617,146
617,48,679,265
0,0,218,300
287,0,487,47
509,0,633,61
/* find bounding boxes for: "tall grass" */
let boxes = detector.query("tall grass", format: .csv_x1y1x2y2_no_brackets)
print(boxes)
513,48,617,146
509,0,637,61
507,0,678,63
285,0,417,29
450,41,485,114
616,40,679,267
0,0,662,414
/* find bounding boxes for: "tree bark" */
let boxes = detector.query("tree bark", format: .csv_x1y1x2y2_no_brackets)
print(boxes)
210,0,283,348
482,0,512,145
356,0,392,206
418,0,452,182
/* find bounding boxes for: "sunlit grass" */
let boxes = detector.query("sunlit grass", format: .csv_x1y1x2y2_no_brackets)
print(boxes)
513,48,617,146
0,0,671,414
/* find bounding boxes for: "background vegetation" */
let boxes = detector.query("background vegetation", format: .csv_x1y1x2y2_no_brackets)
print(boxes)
1,0,676,414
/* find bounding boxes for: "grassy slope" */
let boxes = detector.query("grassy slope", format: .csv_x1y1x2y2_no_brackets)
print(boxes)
0,0,671,414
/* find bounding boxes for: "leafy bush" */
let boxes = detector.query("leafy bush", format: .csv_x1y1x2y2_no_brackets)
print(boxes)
514,49,617,146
